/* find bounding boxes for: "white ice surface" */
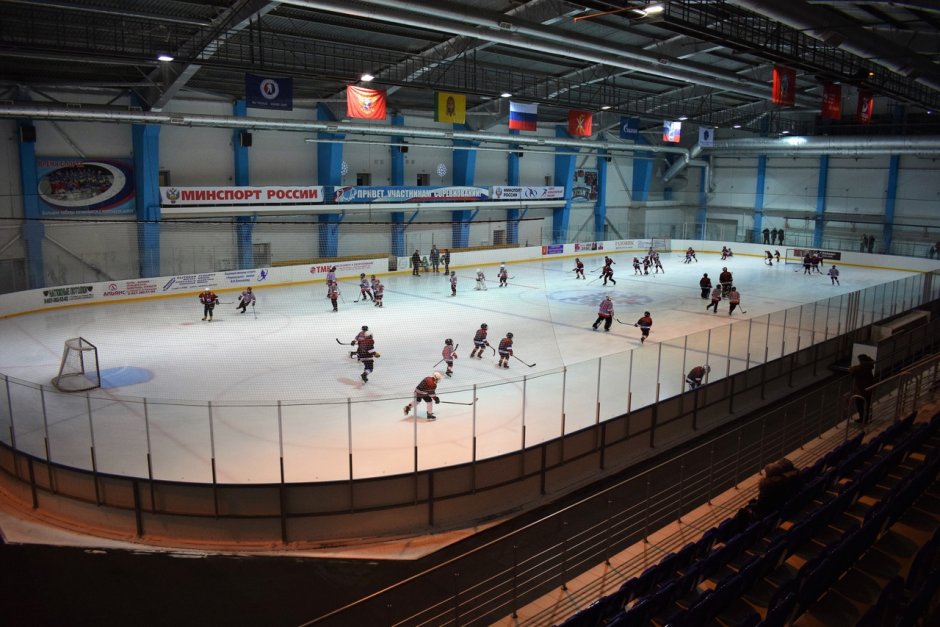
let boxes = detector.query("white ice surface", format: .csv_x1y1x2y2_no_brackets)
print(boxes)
0,251,920,482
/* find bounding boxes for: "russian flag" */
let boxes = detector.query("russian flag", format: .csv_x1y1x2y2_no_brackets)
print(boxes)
509,101,538,131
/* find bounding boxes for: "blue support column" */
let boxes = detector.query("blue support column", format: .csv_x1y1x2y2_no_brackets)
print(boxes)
884,155,899,253
506,129,520,244
133,123,161,278
697,156,709,240
553,126,576,244
233,99,255,270
17,121,44,288
316,103,344,258
753,155,767,244
451,124,477,249
594,146,608,241
814,155,829,248
631,134,653,202
390,115,406,257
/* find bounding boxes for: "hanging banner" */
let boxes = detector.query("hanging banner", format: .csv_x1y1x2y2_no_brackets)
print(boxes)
821,83,842,120
567,110,593,136
36,157,135,215
346,86,387,120
434,92,466,124
698,127,714,147
619,116,641,139
663,120,682,143
333,186,490,203
571,168,598,202
160,186,324,206
245,73,293,111
856,91,874,124
492,186,565,200
508,101,538,131
772,65,797,106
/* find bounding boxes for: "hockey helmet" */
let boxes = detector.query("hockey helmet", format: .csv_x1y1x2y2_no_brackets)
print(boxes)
360,273,366,278
432,371,443,381
506,332,513,339
722,267,728,271
703,273,708,277
644,311,651,316
476,268,482,273
203,287,210,292
480,323,488,329
246,287,252,291
704,365,711,373
445,338,453,345
362,325,368,331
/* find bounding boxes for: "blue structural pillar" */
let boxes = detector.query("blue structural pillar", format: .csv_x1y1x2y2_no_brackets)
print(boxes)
884,155,899,253
506,129,520,245
390,115,406,257
451,124,477,249
133,123,161,278
17,121,44,288
316,103,344,258
697,156,709,240
594,145,609,241
631,134,653,202
753,155,767,243
814,155,829,248
233,99,255,270
553,126,576,244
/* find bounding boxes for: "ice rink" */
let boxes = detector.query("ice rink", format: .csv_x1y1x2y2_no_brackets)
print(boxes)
0,249,924,483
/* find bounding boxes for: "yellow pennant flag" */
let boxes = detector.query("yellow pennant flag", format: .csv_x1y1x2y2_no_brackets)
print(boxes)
434,92,466,124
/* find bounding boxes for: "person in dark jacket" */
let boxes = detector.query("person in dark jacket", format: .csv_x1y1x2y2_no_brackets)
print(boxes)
411,249,421,276
749,458,801,518
850,354,876,423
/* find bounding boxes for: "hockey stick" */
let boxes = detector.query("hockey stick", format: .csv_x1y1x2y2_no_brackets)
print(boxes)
512,355,536,368
615,318,630,325
489,345,496,356
439,398,478,406
252,305,257,319
433,343,459,367
335,338,347,345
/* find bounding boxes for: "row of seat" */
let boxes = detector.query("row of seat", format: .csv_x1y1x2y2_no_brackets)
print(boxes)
558,410,939,627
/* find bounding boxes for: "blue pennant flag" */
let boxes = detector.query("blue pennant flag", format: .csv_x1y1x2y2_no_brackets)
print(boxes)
246,74,293,111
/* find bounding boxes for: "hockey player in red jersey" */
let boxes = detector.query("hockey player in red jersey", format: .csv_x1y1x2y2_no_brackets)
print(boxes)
441,338,458,377
497,332,514,368
635,311,653,344
592,294,614,332
357,331,379,382
573,258,585,279
199,288,219,321
327,281,340,312
470,323,489,358
403,371,443,420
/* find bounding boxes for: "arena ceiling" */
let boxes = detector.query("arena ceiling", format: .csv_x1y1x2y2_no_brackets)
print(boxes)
1,0,940,137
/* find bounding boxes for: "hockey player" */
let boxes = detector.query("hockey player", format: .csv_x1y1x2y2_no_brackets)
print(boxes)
441,339,458,377
642,256,651,275
686,364,711,390
728,287,742,315
721,246,734,260
411,249,421,276
236,286,255,313
684,247,697,264
699,273,712,299
707,285,722,313
718,267,733,296
774,250,781,264
350,325,370,358
403,371,443,421
497,332,514,368
635,311,653,344
357,331,379,382
810,253,820,274
449,271,457,296
573,258,585,279
828,265,840,286
802,254,813,275
327,281,340,312
765,250,774,266
200,288,219,321
358,273,374,302
633,257,642,275
372,279,384,307
602,262,617,285
498,264,509,287
653,253,664,274
475,268,487,291
325,266,337,288
603,255,615,268
592,295,614,332
470,323,490,358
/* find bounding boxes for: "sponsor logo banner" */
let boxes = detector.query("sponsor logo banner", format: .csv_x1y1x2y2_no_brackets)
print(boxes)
541,244,564,255
613,239,652,250
333,186,489,203
572,169,598,202
42,285,94,304
791,248,842,261
574,242,604,252
37,157,135,215
620,117,641,140
160,186,323,206
246,73,293,111
491,186,565,200
103,280,158,297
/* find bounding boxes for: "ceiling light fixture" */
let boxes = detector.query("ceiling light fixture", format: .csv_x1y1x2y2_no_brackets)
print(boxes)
601,105,611,110
500,92,512,98
733,124,742,129
157,54,174,62
644,4,665,15
781,129,791,134
678,115,688,121
360,73,375,82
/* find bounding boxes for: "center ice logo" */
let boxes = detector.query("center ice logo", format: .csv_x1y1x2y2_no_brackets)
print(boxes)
550,290,652,307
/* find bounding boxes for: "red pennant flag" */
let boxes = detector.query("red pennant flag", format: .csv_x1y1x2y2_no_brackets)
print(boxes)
856,91,874,124
567,110,593,136
772,66,796,106
821,83,842,120
346,86,387,120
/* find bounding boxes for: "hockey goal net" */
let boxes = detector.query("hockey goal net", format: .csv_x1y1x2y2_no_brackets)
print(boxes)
52,337,101,392
649,238,670,254
784,248,808,265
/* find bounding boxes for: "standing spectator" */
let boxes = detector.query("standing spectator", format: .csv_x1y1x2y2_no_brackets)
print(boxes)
748,459,802,518
429,245,440,273
762,227,770,244
850,354,876,424
777,228,785,246
868,234,876,253
411,249,421,276
771,227,779,245
442,249,451,275
860,235,868,252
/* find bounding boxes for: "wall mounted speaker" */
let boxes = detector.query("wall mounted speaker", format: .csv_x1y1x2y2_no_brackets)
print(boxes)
19,126,36,143
399,145,408,153
239,131,252,147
